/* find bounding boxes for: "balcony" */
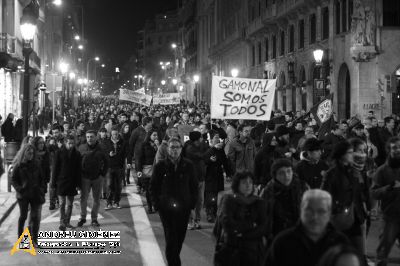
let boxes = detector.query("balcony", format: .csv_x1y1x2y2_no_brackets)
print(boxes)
0,33,16,55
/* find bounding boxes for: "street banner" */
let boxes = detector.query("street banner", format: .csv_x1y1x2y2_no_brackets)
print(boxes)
310,93,335,139
211,76,276,120
119,89,152,106
134,87,145,94
153,93,180,105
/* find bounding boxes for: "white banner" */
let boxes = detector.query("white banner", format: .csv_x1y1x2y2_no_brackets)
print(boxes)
153,93,180,105
134,87,145,94
119,89,152,106
211,76,276,121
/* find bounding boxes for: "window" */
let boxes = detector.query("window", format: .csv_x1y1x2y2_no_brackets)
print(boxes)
335,0,341,34
289,25,294,52
258,42,262,64
272,35,277,59
348,0,353,30
265,38,269,61
299,19,305,49
322,7,329,40
265,0,268,8
280,30,285,55
341,0,347,32
310,14,316,44
252,44,256,66
383,0,400,26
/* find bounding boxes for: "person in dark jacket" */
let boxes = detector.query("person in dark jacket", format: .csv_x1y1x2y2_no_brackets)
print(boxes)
317,244,365,266
52,135,82,231
137,129,159,213
77,130,109,227
260,159,309,241
32,136,51,186
120,122,132,186
1,113,15,142
150,137,198,266
371,136,400,266
215,171,268,266
295,138,329,189
204,131,232,223
11,144,47,248
254,133,277,188
104,126,128,210
321,140,370,256
227,124,256,174
74,120,86,147
14,118,23,143
184,130,216,229
321,124,345,160
265,189,350,266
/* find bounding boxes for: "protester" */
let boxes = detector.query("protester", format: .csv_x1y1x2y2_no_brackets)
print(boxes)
1,113,15,142
52,135,82,230
150,137,198,266
227,124,256,174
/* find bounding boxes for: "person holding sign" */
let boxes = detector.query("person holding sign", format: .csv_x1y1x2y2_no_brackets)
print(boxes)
227,124,256,174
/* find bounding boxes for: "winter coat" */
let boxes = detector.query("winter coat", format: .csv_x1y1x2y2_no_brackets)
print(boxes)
105,138,127,169
154,140,168,165
150,157,198,211
321,163,370,225
260,177,309,239
128,126,147,162
36,150,51,184
254,145,275,186
227,137,256,174
11,160,46,204
265,222,349,266
321,133,345,159
74,130,86,147
137,140,158,172
183,140,213,182
1,118,15,142
219,194,268,266
371,158,400,221
53,147,82,196
205,147,231,193
295,153,329,189
78,142,109,180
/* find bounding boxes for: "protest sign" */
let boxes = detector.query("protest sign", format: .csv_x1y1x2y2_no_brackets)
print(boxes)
119,89,152,106
134,87,145,94
211,76,276,120
153,93,180,105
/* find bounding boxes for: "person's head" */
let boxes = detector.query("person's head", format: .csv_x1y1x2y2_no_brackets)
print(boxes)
353,124,365,137
63,122,70,132
56,135,64,148
370,117,378,127
131,112,139,122
332,124,343,137
276,125,290,143
231,171,254,197
300,189,332,238
142,116,153,132
120,113,128,123
304,126,315,137
387,136,400,160
65,135,75,150
304,138,323,162
182,112,189,122
295,121,304,131
189,131,202,146
88,116,95,123
167,138,182,160
340,121,348,132
271,159,293,186
331,141,353,165
210,131,221,146
52,126,61,138
238,124,251,139
111,126,119,140
7,113,14,121
99,128,107,139
384,116,395,130
317,245,364,266
165,127,179,140
13,143,36,167
32,136,46,152
86,130,97,145
75,120,85,132
199,123,209,135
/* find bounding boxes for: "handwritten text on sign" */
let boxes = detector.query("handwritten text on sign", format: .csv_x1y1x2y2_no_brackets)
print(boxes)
153,93,180,105
211,76,276,120
119,89,152,106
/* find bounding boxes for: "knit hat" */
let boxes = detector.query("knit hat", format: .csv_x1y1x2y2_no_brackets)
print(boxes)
189,131,202,142
303,138,323,151
276,125,290,137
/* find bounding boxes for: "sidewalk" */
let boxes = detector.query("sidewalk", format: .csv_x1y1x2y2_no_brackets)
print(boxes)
0,172,16,227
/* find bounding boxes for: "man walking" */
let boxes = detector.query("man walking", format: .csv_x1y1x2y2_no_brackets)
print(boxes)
150,138,198,266
77,130,108,227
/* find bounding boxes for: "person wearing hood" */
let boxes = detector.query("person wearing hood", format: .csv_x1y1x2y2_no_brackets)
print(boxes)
254,133,277,188
371,136,400,266
104,126,128,210
214,171,268,266
1,113,15,142
260,159,309,242
77,130,109,227
227,124,256,174
273,125,297,160
295,138,329,189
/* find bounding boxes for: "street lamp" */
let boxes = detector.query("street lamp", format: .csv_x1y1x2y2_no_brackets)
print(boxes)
231,68,239,78
161,80,166,86
87,56,100,91
78,44,84,50
171,43,177,49
101,64,105,68
172,78,177,85
53,0,62,6
313,49,324,66
20,0,39,138
313,49,326,102
193,74,200,105
74,35,80,40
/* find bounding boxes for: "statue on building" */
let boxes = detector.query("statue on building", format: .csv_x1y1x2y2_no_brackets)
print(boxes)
365,6,376,46
351,0,376,46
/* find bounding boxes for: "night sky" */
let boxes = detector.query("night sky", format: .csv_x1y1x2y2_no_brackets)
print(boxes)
82,0,178,69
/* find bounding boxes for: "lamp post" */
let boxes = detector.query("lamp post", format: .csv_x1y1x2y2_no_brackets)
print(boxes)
20,0,39,138
193,74,200,105
59,61,69,119
313,49,325,102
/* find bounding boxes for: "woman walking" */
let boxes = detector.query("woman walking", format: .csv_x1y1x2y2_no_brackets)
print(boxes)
11,144,46,247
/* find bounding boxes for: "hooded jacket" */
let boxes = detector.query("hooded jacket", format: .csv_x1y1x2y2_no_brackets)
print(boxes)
295,152,329,189
227,136,256,174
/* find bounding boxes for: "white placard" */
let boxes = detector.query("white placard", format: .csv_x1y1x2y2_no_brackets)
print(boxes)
119,89,152,106
153,93,180,105
211,76,276,120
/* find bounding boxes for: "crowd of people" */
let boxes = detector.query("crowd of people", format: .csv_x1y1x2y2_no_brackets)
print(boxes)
0,97,400,266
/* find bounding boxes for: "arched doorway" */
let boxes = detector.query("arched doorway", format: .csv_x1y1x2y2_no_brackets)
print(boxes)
338,63,351,119
299,66,307,111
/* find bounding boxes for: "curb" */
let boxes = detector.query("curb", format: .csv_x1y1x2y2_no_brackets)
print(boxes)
0,199,17,227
